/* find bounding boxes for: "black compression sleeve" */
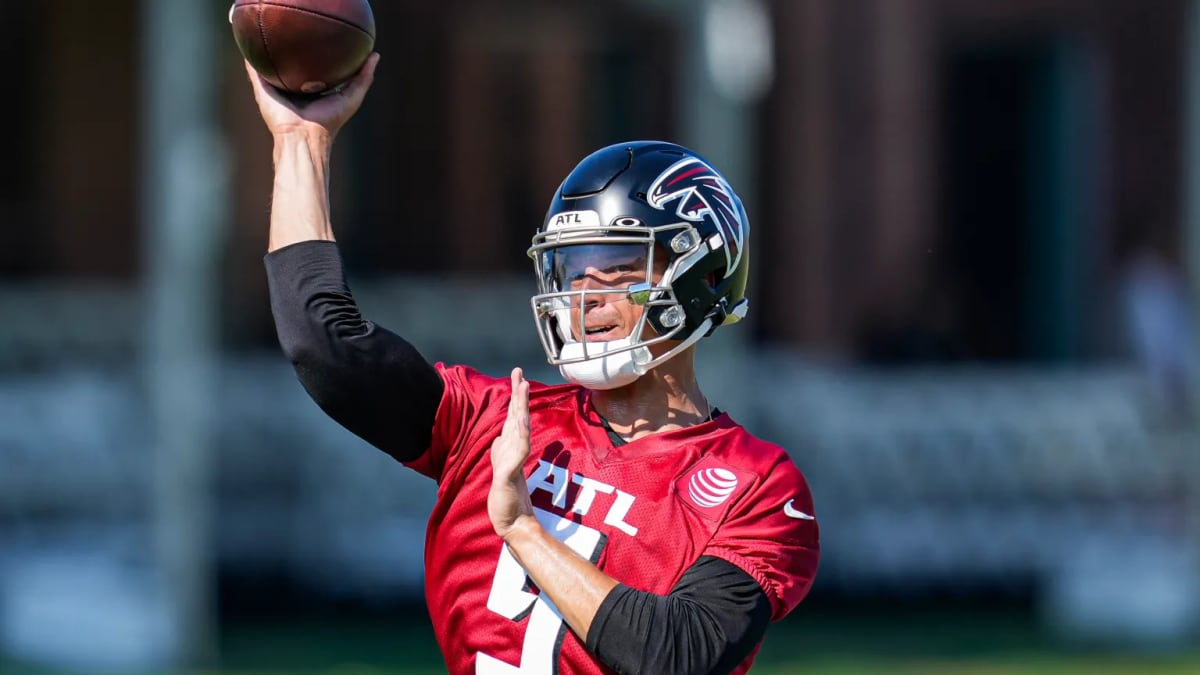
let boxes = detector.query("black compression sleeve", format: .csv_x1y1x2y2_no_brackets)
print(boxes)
586,556,772,675
264,241,444,461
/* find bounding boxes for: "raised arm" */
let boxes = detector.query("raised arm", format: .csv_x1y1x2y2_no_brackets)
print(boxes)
243,56,377,251
245,56,444,461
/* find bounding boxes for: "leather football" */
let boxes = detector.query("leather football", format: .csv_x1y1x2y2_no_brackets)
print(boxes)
231,0,375,95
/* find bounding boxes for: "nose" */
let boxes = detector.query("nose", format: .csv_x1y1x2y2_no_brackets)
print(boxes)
573,269,618,310
576,281,605,311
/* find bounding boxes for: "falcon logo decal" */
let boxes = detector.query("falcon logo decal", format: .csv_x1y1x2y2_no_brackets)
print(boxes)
646,157,745,277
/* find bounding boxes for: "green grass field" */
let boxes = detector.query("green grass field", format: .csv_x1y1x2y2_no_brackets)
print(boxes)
5,605,1200,674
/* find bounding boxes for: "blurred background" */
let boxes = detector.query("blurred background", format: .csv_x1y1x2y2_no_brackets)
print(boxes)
2,0,1200,673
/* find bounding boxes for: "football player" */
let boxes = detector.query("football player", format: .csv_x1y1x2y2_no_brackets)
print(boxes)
246,54,819,674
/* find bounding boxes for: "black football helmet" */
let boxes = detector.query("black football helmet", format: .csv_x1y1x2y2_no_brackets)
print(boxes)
528,141,750,388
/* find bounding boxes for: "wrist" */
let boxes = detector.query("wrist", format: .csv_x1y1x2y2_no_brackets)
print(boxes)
272,126,334,162
501,513,542,547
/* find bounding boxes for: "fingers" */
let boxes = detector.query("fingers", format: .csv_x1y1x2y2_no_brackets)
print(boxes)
507,367,530,440
338,52,380,104
243,60,272,96
243,59,265,98
510,368,528,406
362,52,381,84
243,59,287,109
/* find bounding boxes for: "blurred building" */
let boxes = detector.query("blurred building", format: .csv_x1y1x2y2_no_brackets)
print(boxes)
1,0,1199,669
1,0,1193,361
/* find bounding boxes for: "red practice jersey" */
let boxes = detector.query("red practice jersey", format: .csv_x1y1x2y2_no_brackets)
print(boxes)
403,365,820,674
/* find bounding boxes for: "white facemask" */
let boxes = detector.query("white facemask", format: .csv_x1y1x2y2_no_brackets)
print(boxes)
555,317,714,390
557,337,653,390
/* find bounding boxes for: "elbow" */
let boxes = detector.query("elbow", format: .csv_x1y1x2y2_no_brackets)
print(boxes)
277,336,336,390
278,335,333,375
650,598,732,675
274,316,354,372
276,332,312,367
274,331,347,401
608,598,736,675
285,348,340,409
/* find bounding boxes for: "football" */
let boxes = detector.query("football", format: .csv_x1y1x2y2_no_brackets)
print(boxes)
231,0,376,96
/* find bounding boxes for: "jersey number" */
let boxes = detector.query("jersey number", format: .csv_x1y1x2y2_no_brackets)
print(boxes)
476,508,606,674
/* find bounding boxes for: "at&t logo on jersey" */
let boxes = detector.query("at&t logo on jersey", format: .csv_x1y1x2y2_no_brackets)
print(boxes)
675,459,753,520
689,467,739,507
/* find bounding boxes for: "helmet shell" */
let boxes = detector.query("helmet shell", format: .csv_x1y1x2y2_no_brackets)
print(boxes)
538,141,750,337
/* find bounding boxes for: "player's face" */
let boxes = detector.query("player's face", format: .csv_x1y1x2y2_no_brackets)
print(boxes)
553,244,667,343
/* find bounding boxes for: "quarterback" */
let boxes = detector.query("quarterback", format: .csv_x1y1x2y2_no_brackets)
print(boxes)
247,54,819,674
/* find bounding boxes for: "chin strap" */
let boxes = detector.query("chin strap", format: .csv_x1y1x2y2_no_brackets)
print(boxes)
558,338,648,390
702,298,749,337
702,302,728,337
559,318,714,390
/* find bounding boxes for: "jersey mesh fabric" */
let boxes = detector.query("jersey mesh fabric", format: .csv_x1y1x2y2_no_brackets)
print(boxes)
406,364,819,674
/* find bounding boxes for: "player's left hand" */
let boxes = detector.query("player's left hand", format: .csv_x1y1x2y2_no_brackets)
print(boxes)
488,367,535,540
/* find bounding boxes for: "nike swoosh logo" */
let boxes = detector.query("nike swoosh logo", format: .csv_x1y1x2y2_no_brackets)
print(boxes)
784,500,815,520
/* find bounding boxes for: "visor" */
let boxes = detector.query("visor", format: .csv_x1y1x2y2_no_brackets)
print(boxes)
549,243,650,292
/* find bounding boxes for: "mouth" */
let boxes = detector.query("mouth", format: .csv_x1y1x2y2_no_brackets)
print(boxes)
583,324,621,342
